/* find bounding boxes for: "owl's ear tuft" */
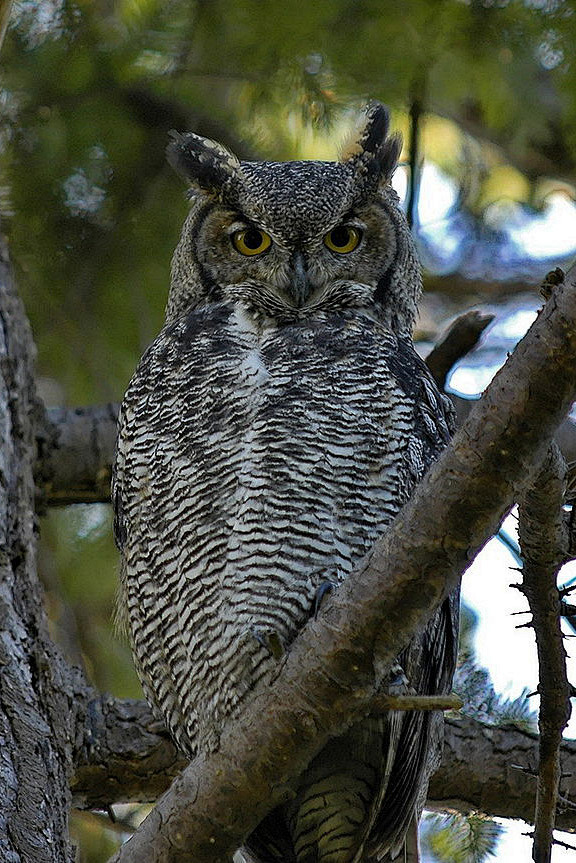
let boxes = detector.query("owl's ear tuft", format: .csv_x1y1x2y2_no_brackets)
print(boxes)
341,103,402,187
167,131,241,198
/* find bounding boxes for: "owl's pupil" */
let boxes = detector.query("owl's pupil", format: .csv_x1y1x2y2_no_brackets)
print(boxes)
243,229,264,250
330,226,351,247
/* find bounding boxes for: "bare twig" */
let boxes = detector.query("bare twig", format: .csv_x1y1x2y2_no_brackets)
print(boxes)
106,268,576,863
372,694,462,712
406,76,425,231
518,443,572,863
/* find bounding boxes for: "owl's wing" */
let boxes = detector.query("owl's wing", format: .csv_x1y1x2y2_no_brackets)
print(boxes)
112,327,195,744
364,349,459,861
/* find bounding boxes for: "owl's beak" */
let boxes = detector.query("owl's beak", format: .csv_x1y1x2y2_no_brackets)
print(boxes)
289,252,311,307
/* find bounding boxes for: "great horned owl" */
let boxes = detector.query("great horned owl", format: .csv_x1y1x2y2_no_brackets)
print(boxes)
113,104,459,863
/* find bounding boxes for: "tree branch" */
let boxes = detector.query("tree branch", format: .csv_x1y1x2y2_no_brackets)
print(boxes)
35,403,119,506
101,268,576,862
69,695,576,832
71,696,186,811
406,74,426,231
429,715,576,832
33,334,576,507
517,444,572,862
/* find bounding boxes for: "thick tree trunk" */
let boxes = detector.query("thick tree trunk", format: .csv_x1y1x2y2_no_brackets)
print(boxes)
0,239,81,862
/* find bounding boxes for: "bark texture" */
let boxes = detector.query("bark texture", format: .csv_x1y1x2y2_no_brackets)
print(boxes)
0,241,83,862
429,715,576,832
69,696,576,833
518,445,571,862
36,403,119,506
106,270,576,863
71,695,185,810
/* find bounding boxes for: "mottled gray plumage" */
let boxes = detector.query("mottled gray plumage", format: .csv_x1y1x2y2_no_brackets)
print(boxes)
113,104,459,863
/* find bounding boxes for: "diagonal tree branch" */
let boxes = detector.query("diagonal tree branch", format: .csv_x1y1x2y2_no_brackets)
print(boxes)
518,444,572,862
105,268,576,863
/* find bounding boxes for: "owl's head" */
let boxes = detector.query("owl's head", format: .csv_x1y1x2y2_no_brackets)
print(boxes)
166,104,421,335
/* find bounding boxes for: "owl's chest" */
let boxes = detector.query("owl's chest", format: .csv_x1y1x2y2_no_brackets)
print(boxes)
166,306,410,449
132,307,417,533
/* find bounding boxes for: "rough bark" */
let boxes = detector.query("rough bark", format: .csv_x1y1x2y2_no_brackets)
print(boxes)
70,695,185,811
518,445,571,862
0,240,84,862
105,269,576,863
429,715,576,832
36,404,119,506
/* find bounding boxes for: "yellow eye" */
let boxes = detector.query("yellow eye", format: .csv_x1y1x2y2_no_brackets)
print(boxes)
324,225,362,254
231,227,272,256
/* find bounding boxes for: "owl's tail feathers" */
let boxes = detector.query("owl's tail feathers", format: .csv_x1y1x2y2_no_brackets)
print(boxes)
245,774,374,863
288,770,376,863
247,724,397,863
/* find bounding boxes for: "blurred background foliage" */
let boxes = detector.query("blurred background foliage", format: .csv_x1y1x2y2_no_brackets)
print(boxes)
2,0,576,860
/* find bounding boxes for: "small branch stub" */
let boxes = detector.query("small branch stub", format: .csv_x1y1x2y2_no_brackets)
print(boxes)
372,694,462,712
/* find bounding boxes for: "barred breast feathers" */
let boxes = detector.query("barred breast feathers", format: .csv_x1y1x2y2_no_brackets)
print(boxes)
113,300,455,757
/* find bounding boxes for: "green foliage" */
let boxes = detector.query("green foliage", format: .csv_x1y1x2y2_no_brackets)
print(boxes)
454,603,538,732
421,811,503,863
69,812,123,863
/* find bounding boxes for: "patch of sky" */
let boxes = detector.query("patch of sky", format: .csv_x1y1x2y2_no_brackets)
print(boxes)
12,0,67,48
393,160,576,281
448,302,540,397
63,170,107,217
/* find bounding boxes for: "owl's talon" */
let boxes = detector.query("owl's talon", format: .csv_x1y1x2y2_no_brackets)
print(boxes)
251,627,285,661
313,580,337,619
